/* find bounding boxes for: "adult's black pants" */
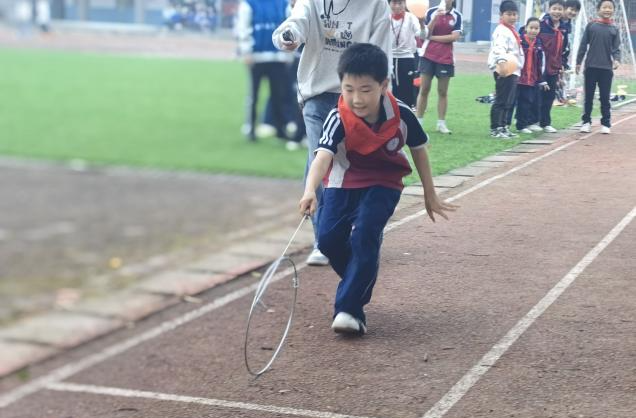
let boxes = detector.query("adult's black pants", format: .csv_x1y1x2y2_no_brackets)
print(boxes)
246,61,287,140
392,57,417,108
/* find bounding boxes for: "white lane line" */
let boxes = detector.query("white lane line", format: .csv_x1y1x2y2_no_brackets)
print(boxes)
421,205,636,418
2,113,635,409
46,382,377,418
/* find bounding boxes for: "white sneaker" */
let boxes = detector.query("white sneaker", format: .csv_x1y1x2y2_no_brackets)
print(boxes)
601,125,611,134
306,248,329,266
580,122,591,133
437,123,452,134
331,312,366,335
528,124,543,132
255,124,276,138
503,127,518,137
519,128,533,134
285,141,300,151
543,125,557,133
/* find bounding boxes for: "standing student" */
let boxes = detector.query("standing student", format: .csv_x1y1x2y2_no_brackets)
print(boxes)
235,0,291,142
513,17,548,133
552,0,581,105
415,0,463,134
488,0,524,139
389,0,425,108
299,43,455,335
273,0,393,266
537,0,569,133
576,0,621,134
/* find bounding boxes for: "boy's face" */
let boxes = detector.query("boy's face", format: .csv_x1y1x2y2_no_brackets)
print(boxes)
341,74,388,123
598,1,614,19
565,6,579,19
390,0,405,14
549,4,564,21
526,21,540,38
501,10,518,26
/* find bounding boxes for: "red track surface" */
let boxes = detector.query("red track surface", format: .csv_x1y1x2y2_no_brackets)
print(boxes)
1,115,635,417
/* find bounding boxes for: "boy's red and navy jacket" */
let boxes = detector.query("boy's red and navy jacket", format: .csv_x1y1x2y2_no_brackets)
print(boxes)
538,14,570,75
518,33,546,86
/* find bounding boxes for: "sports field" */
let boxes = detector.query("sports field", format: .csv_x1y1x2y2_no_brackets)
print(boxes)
0,48,581,179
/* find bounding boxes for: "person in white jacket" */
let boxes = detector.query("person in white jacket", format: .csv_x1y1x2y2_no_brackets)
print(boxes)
487,0,525,139
390,0,426,108
272,0,392,267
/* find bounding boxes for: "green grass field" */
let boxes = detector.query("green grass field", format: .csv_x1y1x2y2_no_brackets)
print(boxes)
0,48,582,179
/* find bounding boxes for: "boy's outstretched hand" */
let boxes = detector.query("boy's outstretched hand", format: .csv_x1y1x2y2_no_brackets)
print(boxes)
424,193,458,222
299,191,318,216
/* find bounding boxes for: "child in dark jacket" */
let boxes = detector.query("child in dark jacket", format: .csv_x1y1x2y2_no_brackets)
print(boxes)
537,0,570,132
576,0,621,134
514,17,549,133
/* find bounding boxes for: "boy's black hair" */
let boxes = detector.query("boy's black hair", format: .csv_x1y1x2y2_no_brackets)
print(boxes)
337,43,388,83
548,0,566,8
499,0,519,14
565,0,581,10
596,0,614,9
526,16,540,26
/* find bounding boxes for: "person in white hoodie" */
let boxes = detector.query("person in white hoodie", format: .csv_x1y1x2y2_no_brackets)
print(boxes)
487,0,525,139
272,0,392,267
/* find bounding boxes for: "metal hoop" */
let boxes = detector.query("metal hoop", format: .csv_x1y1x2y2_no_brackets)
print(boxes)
244,256,298,376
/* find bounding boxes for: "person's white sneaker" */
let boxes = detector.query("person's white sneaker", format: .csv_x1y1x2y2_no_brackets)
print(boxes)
306,248,329,266
331,312,366,335
285,141,300,151
543,125,557,133
528,124,543,132
601,125,611,134
579,122,591,133
519,128,533,134
436,122,452,134
255,124,276,138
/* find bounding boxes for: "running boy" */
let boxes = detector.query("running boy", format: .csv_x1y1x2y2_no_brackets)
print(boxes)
415,0,463,134
389,0,425,108
299,43,456,335
514,17,548,133
538,0,570,133
488,0,525,139
273,0,392,267
576,0,621,134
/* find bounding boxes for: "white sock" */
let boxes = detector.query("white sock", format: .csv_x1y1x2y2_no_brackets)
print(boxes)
419,117,425,125
437,119,445,125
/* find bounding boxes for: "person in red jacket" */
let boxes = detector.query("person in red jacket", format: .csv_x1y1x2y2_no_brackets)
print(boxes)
537,0,570,133
511,17,550,133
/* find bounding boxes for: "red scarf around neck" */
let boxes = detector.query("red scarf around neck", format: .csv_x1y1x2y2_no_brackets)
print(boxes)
523,34,536,81
594,18,614,24
392,11,405,20
551,19,564,54
500,19,521,47
338,92,401,156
